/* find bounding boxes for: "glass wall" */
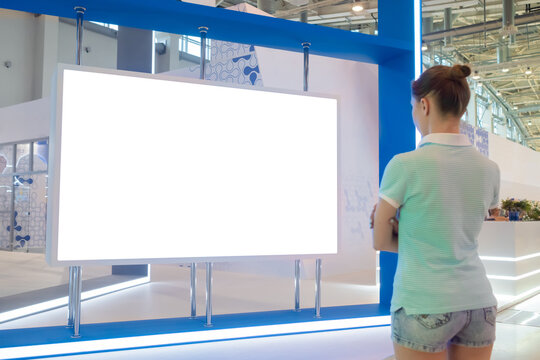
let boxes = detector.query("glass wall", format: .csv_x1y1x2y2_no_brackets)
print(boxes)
0,140,48,253
423,52,528,148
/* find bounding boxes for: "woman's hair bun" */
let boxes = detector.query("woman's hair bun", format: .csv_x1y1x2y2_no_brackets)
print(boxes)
449,64,471,80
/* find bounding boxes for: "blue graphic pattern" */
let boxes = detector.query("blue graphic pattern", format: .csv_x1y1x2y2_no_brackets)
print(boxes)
475,128,489,157
460,122,489,157
211,42,253,62
1,151,47,250
14,176,33,186
6,210,31,249
189,41,263,87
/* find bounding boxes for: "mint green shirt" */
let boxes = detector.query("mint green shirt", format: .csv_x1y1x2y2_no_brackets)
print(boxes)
379,133,499,315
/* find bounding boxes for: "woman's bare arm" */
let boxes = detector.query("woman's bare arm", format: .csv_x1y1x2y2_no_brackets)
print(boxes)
371,199,399,253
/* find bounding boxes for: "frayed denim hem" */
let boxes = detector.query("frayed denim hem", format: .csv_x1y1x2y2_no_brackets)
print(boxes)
391,334,447,353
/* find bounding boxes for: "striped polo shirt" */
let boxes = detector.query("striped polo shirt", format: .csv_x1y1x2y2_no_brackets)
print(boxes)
379,133,499,315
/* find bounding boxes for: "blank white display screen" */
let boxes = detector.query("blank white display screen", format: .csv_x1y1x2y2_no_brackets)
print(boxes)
48,66,338,265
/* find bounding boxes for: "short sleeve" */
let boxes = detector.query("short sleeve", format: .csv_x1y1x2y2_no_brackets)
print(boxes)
379,156,408,209
489,164,500,209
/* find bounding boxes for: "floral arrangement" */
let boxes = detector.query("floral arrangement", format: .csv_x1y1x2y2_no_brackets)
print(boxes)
501,198,540,221
523,201,540,221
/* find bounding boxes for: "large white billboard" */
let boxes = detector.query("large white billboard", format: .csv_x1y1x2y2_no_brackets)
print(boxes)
46,65,339,265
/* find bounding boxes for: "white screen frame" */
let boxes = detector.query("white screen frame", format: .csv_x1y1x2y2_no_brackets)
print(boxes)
46,64,340,266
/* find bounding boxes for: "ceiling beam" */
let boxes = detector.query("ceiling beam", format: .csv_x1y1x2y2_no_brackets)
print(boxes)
423,12,540,42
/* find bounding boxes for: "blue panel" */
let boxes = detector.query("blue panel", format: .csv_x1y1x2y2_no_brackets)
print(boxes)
378,53,416,306
0,304,390,350
379,0,415,44
0,0,411,64
377,0,417,306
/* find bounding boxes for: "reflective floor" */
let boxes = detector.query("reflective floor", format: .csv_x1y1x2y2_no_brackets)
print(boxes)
1,264,539,359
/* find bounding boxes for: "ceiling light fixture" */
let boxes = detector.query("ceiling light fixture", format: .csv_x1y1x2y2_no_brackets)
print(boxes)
496,91,501,96
472,70,481,80
421,42,428,51
502,68,509,73
528,121,533,126
525,67,532,75
352,3,364,12
513,106,518,110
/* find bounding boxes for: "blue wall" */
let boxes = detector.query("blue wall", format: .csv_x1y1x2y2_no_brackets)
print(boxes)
378,1,417,306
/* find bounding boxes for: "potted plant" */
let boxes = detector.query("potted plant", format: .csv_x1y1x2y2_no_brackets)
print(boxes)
523,201,540,221
501,198,531,221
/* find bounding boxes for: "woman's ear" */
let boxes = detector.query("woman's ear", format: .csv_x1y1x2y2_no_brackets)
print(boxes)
420,97,430,116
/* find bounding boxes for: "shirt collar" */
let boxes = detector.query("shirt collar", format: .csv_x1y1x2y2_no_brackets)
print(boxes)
418,133,471,148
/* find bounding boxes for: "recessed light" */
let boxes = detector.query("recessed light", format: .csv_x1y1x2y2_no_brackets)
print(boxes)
513,106,518,110
352,4,364,12
502,68,510,73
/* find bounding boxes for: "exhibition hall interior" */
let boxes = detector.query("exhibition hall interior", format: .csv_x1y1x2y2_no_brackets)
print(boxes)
0,0,539,359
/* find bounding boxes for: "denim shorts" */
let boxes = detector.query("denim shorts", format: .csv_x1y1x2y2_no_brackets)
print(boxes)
391,306,497,353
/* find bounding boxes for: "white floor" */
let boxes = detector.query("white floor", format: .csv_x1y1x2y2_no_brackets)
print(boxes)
1,264,540,359
0,264,378,328
0,251,111,297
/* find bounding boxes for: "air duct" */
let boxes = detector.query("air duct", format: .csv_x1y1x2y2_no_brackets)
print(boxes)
497,44,510,64
502,0,518,36
422,17,433,35
258,0,275,14
443,8,454,51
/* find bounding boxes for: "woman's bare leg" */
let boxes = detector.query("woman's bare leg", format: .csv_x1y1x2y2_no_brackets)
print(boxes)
447,343,493,360
393,342,447,360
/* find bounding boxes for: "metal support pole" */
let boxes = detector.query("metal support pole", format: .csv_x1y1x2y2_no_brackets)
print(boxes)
315,258,322,318
72,266,82,338
9,145,16,251
205,262,213,327
68,6,86,337
199,27,208,80
294,259,301,311
293,41,310,313
29,142,34,172
67,266,75,327
74,7,86,66
302,42,310,92
190,262,197,318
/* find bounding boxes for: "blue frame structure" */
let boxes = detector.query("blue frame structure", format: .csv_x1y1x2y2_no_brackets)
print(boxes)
0,0,418,356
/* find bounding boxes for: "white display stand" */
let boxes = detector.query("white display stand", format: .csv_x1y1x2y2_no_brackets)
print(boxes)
478,222,540,308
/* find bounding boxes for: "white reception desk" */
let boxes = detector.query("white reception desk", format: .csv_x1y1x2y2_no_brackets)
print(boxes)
478,222,540,308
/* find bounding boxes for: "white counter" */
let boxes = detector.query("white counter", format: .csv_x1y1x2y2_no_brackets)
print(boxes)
478,222,540,308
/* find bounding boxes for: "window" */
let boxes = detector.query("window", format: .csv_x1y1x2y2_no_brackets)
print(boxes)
180,35,211,60
89,21,118,31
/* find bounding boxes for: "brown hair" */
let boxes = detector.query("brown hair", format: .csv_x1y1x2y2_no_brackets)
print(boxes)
412,65,471,117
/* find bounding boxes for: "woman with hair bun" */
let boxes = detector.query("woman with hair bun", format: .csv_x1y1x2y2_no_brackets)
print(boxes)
370,65,499,360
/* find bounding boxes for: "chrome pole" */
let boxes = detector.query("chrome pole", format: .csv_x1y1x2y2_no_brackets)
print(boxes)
29,142,34,172
69,6,85,335
190,262,197,318
9,145,16,251
294,259,301,311
205,262,213,327
315,259,322,318
67,266,75,327
74,7,86,66
72,266,82,338
302,42,310,92
199,26,208,80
